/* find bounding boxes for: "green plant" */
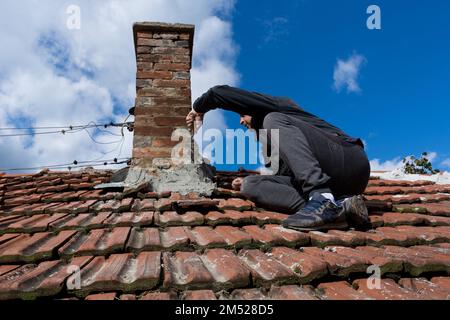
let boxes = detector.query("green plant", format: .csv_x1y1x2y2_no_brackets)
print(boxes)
402,152,440,174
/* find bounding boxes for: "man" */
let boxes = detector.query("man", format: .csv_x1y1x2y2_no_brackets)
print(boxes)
186,85,370,231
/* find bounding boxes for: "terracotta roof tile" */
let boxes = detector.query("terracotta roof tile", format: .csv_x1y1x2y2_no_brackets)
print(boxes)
1,169,450,299
69,251,161,297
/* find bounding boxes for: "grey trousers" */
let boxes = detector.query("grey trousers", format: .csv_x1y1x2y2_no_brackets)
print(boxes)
241,112,370,214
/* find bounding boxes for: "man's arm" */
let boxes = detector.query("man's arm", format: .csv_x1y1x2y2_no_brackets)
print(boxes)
193,85,296,116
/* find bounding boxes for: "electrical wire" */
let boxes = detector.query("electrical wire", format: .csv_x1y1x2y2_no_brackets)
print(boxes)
0,122,133,137
0,158,131,172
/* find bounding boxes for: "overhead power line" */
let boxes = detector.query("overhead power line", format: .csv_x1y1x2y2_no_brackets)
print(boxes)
0,158,132,172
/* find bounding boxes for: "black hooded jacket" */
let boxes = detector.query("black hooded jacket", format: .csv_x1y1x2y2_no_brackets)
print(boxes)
193,85,364,147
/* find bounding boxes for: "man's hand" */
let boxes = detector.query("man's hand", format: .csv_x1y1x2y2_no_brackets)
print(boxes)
232,177,244,191
186,110,204,130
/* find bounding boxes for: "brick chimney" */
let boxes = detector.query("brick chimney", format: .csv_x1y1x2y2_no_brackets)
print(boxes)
126,22,215,195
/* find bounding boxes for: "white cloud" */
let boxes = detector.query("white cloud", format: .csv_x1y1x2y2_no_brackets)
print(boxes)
0,0,239,172
370,151,439,172
441,158,450,168
370,157,404,171
333,53,366,93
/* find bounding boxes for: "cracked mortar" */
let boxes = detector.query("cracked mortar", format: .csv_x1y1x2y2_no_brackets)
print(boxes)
123,163,217,197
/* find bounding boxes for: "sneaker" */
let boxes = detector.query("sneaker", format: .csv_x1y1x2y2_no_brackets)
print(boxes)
282,193,348,231
337,195,369,226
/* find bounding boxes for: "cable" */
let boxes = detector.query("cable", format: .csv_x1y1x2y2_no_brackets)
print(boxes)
0,122,134,137
0,158,131,172
0,122,133,131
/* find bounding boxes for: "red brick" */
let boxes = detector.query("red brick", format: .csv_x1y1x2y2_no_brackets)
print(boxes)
270,247,328,283
70,252,161,296
163,251,214,290
0,256,92,300
268,285,318,300
399,278,450,300
155,211,204,226
214,226,252,247
183,290,217,300
238,249,295,286
0,230,77,263
137,70,173,79
126,227,161,252
188,226,227,248
353,278,421,300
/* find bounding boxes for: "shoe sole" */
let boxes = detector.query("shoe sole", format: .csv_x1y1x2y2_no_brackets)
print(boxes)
283,220,349,232
343,195,369,226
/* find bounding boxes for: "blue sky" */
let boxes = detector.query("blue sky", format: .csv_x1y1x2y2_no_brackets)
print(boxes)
212,0,450,171
0,0,448,173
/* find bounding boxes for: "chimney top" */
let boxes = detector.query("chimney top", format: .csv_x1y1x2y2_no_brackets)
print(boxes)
132,22,195,66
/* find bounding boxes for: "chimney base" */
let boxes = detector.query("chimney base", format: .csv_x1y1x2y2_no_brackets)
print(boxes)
123,163,216,196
